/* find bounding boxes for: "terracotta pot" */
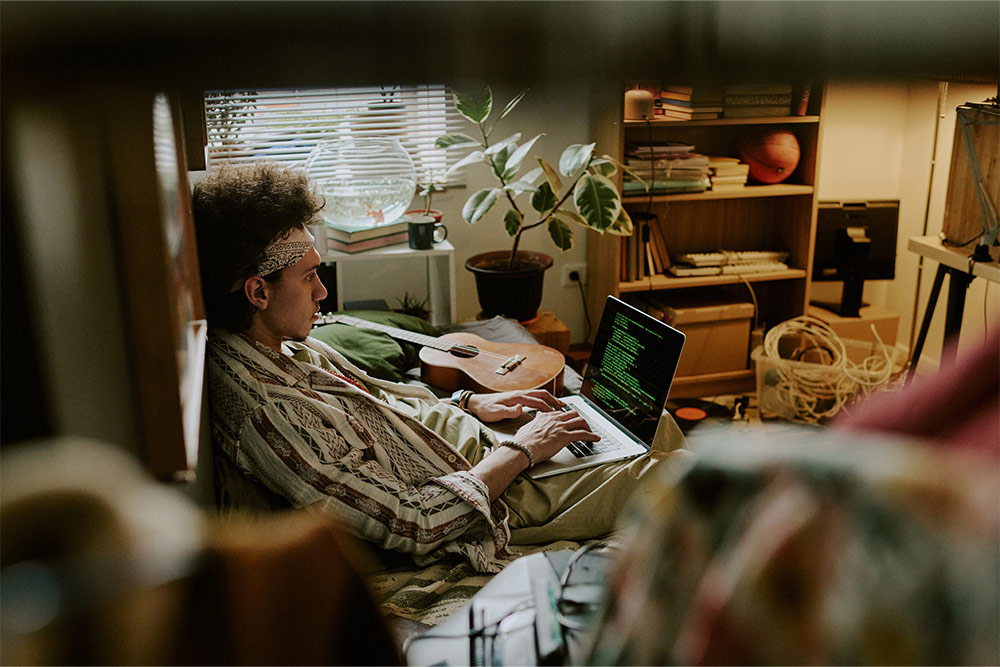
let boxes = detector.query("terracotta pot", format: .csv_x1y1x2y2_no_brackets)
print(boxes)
404,208,443,223
464,250,553,322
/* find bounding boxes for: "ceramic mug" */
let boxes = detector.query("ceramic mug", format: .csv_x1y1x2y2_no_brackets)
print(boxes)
407,215,448,249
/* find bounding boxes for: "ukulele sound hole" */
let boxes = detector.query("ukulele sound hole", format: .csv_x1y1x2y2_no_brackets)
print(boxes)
450,345,480,358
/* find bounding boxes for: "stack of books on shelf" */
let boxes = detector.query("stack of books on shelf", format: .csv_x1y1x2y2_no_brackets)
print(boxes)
707,156,750,192
623,142,711,195
620,215,672,282
653,85,694,120
326,220,408,253
689,87,725,120
723,83,793,118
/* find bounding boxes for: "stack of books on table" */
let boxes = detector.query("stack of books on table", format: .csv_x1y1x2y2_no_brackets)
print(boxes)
707,156,750,192
326,220,408,253
623,142,710,195
723,83,793,118
653,85,694,120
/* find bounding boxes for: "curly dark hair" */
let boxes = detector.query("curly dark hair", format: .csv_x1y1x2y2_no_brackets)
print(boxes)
193,162,324,331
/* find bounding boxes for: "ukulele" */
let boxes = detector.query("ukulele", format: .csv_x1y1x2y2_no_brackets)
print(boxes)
315,314,565,394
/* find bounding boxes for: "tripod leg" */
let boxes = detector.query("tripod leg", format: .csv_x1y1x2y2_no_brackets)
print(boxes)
907,265,946,383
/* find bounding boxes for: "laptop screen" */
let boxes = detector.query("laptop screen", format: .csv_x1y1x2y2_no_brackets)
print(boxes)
581,296,686,445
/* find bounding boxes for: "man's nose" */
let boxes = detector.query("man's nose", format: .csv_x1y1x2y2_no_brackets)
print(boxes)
315,276,329,302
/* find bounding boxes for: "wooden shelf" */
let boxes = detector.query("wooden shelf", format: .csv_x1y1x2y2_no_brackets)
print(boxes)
623,183,814,204
586,82,825,398
618,268,807,292
624,115,820,128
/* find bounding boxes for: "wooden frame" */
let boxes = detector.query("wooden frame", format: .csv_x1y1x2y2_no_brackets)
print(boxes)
107,89,206,479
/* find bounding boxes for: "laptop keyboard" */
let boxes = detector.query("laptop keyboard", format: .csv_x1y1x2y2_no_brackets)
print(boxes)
563,407,624,458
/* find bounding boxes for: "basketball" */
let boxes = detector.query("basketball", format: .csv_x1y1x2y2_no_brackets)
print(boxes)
738,129,801,184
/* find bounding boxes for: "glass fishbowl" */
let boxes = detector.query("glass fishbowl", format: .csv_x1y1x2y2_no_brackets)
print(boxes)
305,137,417,230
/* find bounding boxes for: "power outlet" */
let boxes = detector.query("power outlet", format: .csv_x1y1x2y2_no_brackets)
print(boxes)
561,263,587,287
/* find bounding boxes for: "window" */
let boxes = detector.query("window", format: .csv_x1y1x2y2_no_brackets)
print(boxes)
203,84,466,186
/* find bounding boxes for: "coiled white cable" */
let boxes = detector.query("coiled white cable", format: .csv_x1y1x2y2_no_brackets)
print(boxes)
760,316,896,423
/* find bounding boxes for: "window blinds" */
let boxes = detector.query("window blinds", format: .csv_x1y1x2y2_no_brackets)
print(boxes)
203,85,467,186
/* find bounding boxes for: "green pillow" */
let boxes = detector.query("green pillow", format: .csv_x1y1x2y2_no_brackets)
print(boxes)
309,310,442,382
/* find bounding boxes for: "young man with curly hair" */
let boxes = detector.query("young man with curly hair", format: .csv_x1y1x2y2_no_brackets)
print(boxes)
194,162,687,573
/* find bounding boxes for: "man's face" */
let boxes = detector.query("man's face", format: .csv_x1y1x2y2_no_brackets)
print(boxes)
258,246,328,342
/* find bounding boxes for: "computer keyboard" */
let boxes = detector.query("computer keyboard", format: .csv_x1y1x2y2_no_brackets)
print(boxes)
669,261,790,277
568,436,621,458
677,250,789,266
562,408,623,458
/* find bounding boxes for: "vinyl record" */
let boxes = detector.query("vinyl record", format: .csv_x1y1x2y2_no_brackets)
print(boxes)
667,398,731,433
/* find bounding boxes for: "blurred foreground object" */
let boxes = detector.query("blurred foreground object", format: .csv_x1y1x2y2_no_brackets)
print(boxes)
1,438,397,665
585,425,999,665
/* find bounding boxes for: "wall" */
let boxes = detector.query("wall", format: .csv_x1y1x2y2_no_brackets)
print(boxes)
817,79,999,364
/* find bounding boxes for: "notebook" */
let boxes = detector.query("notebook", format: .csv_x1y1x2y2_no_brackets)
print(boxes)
488,296,686,479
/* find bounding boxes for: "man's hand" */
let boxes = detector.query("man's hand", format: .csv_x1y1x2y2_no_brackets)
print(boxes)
512,409,600,465
466,389,564,422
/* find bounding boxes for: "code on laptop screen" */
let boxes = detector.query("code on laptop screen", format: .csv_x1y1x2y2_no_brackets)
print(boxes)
581,297,685,445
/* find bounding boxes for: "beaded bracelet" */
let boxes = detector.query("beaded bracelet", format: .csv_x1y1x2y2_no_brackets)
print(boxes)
500,440,534,468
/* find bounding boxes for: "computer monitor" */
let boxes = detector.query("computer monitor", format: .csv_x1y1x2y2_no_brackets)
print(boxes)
811,200,899,317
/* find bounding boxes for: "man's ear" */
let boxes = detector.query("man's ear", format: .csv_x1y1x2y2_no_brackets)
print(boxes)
243,277,269,310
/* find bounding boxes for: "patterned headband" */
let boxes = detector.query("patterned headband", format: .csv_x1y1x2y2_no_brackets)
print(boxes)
231,226,315,292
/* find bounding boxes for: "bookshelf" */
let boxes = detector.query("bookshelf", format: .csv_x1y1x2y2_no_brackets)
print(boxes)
587,84,825,398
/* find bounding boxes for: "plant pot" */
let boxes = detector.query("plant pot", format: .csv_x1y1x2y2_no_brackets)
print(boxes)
404,208,443,223
465,250,553,322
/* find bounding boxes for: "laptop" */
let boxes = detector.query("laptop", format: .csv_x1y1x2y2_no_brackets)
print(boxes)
488,296,685,479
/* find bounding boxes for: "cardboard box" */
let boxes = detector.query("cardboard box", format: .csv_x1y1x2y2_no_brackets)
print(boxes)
524,311,570,355
651,297,754,376
807,304,899,347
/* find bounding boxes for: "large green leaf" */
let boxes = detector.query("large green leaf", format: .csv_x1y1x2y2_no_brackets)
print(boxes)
504,209,523,237
519,166,544,185
445,150,486,178
463,187,501,223
531,181,558,213
435,133,480,149
573,173,621,231
538,158,563,194
608,206,634,236
491,144,514,179
484,133,522,156
590,157,618,178
504,181,539,195
504,133,543,175
555,209,588,227
454,88,492,124
547,218,574,251
498,90,528,120
559,143,595,177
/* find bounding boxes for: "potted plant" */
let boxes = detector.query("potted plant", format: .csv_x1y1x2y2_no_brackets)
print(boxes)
405,170,445,223
436,87,633,321
394,292,430,321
